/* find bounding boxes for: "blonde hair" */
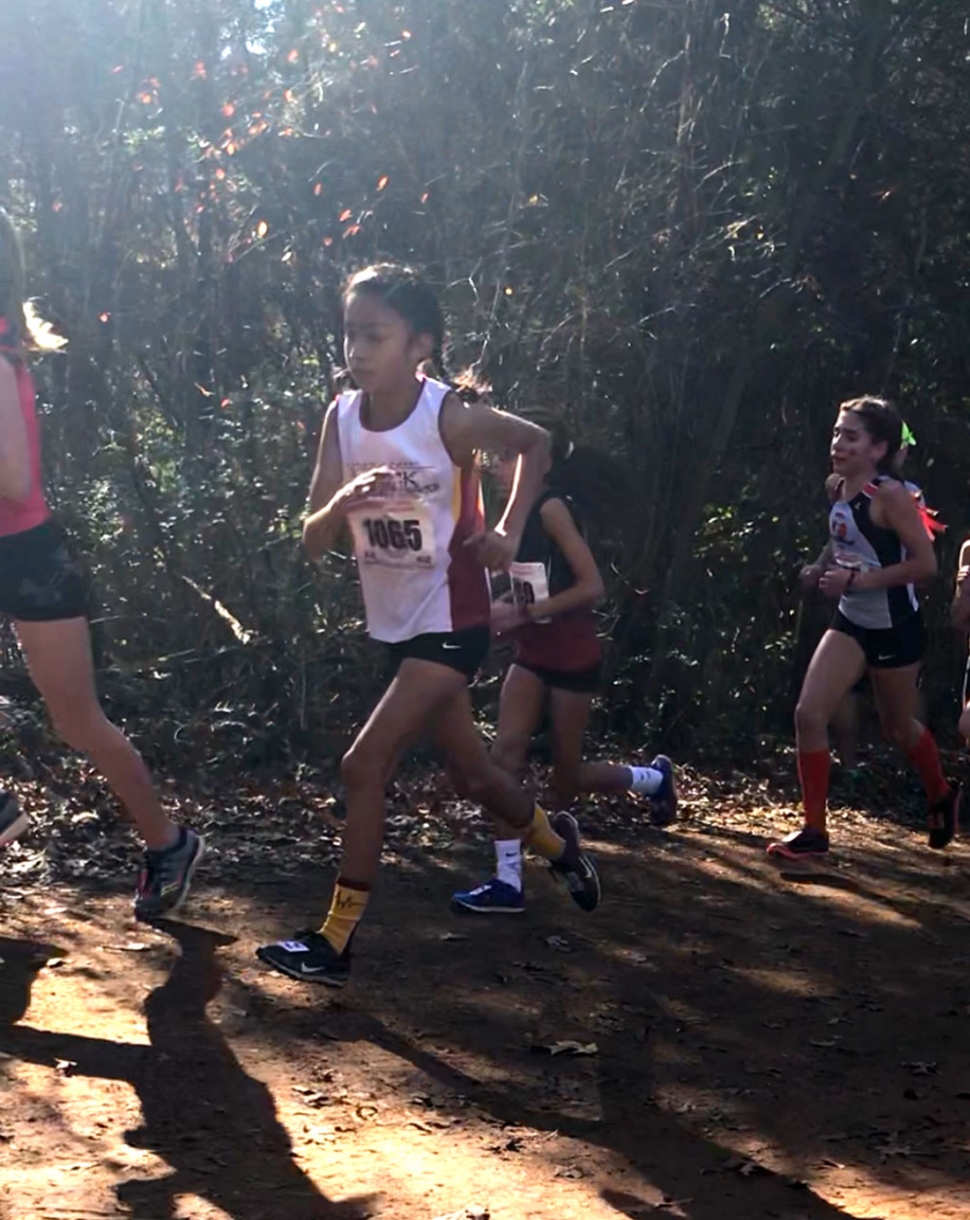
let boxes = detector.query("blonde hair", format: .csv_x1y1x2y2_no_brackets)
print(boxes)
0,209,66,358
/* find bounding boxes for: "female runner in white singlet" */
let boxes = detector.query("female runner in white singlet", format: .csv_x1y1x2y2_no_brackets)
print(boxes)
258,265,601,987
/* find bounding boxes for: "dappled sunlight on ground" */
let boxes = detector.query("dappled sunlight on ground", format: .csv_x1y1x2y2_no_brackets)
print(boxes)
2,772,970,1218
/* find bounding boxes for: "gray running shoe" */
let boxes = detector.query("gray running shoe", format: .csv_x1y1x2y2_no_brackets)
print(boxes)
134,829,205,920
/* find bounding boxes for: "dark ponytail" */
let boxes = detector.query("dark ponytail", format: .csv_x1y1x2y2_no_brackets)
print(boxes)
523,407,631,530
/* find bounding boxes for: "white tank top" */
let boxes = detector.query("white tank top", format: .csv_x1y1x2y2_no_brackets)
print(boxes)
829,477,917,629
336,376,490,643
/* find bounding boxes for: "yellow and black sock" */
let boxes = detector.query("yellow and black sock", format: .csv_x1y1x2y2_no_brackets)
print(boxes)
318,878,370,954
522,804,565,862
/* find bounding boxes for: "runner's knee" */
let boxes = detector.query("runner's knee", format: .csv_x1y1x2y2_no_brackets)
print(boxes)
794,700,827,739
491,734,528,777
879,714,911,749
341,742,389,791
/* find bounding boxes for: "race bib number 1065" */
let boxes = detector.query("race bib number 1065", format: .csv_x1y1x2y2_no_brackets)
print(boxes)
351,507,436,569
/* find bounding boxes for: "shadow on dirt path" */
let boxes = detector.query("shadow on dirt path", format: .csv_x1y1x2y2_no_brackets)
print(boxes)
3,766,970,1219
0,926,376,1220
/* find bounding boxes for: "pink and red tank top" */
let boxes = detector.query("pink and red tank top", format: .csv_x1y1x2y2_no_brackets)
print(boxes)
0,319,50,538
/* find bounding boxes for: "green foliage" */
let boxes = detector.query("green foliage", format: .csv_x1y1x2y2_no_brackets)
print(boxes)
1,0,969,754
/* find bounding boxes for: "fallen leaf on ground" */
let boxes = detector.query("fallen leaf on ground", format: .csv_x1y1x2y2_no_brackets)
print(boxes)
543,935,572,953
724,1157,766,1177
531,1040,599,1057
293,1087,330,1108
879,1133,915,1159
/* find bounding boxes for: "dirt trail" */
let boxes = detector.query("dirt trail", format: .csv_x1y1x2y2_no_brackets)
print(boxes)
2,781,970,1220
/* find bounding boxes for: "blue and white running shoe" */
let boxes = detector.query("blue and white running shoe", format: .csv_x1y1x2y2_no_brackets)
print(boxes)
451,877,525,914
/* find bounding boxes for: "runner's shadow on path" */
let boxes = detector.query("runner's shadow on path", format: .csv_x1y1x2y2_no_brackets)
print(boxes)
0,926,375,1220
0,935,61,1026
273,1005,868,1220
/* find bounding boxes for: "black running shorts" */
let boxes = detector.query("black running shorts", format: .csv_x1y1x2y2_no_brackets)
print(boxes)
384,624,490,683
515,659,602,694
0,518,90,622
831,609,925,670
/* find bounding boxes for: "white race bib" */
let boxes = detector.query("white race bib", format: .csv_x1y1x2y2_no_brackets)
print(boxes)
350,502,436,570
510,560,551,623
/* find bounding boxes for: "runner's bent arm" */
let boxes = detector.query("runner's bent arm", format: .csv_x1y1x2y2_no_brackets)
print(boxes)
856,482,936,590
801,476,839,588
303,403,348,559
439,392,550,569
303,404,400,561
801,540,834,589
818,482,935,597
814,540,835,568
525,497,605,622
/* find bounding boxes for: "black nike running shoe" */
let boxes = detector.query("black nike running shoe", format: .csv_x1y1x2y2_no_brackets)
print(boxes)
256,929,351,988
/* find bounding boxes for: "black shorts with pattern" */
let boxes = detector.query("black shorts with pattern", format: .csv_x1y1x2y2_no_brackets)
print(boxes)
0,518,90,622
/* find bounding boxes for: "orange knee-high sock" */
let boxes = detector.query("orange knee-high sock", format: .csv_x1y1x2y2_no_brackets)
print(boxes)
905,728,950,805
797,750,830,831
318,878,370,953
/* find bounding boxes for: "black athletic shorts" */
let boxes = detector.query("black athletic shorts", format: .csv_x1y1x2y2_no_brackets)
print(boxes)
515,659,602,694
0,518,90,622
384,624,490,683
831,609,925,670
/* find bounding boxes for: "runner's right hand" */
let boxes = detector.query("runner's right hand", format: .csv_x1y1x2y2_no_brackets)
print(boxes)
337,467,396,513
799,563,823,591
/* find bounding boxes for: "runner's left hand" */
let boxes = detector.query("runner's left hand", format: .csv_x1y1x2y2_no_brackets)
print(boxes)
490,599,525,637
818,566,855,597
464,528,518,573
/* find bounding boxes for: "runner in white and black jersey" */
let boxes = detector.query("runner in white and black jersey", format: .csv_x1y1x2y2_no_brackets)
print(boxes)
770,396,960,863
801,428,942,773
257,264,600,988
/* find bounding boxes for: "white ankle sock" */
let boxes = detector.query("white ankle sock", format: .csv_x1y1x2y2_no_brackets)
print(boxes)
628,766,663,796
494,839,523,891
